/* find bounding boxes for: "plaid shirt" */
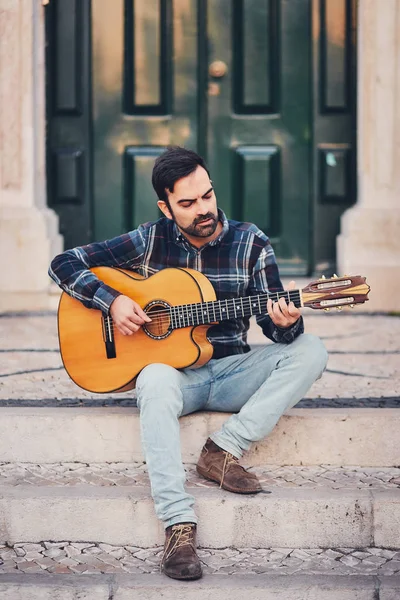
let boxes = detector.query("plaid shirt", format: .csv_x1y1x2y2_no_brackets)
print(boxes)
49,210,303,359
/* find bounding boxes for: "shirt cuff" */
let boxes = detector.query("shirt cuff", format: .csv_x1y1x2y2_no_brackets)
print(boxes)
271,316,304,344
92,284,121,314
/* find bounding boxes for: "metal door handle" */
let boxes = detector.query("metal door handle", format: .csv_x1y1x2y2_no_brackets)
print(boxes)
209,60,228,78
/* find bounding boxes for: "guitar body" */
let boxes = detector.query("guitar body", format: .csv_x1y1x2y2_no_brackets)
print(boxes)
58,267,217,393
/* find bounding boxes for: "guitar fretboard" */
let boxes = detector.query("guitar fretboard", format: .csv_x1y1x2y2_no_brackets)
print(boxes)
170,290,302,329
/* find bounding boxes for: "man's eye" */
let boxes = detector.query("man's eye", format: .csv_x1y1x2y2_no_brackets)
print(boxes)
204,195,212,200
181,201,194,207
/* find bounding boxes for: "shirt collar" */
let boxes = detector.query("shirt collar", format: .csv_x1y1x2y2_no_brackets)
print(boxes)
172,209,229,247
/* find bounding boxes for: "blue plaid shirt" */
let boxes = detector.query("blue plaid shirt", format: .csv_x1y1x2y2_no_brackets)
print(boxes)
49,210,303,359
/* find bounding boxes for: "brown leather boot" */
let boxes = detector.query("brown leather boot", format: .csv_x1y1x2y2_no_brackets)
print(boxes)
161,522,202,580
196,438,262,493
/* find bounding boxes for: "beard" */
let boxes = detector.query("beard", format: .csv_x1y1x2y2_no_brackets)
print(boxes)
175,212,219,238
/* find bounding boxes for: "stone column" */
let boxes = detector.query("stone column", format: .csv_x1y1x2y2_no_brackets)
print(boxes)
337,0,400,312
0,0,62,312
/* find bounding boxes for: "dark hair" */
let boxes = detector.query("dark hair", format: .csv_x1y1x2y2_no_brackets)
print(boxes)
152,146,210,204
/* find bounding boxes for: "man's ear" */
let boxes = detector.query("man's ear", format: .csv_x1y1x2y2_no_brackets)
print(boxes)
157,200,172,220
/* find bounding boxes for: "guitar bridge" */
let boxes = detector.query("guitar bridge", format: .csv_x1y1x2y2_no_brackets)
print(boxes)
102,315,116,359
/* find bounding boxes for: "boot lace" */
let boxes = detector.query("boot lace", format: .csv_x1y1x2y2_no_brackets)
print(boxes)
162,523,194,566
220,451,240,488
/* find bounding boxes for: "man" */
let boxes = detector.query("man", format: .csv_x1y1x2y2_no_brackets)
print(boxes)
49,146,328,581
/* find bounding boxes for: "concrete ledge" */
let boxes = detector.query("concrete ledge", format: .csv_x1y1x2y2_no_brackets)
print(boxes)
0,407,399,467
0,573,392,599
0,484,395,548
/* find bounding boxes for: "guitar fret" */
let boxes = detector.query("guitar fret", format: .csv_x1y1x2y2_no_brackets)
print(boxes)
220,299,227,320
181,304,186,327
171,288,303,330
185,304,190,327
192,302,197,326
206,302,211,323
183,305,187,328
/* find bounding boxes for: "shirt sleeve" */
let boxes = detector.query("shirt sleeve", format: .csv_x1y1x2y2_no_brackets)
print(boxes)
248,237,304,344
48,228,146,314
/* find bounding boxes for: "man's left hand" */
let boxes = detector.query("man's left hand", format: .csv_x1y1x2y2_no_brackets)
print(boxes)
267,280,302,329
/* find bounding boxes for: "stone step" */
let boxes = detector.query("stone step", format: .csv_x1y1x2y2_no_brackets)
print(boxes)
1,542,400,577
0,407,399,466
0,573,399,600
0,466,398,548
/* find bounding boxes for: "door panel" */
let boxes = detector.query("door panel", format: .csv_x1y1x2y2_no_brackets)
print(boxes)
207,0,312,275
92,0,199,241
45,0,92,250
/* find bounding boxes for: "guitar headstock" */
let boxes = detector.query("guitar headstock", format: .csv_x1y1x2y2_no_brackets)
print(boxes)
301,274,370,311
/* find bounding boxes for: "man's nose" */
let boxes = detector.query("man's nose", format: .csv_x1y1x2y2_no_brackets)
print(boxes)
196,198,209,215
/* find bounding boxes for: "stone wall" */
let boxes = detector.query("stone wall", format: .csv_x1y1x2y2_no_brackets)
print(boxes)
337,0,400,311
0,0,62,312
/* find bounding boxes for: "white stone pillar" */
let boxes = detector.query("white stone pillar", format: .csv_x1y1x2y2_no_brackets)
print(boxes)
337,0,400,312
0,0,62,312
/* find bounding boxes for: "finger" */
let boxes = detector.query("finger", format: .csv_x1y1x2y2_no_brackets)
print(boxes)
286,280,296,291
272,301,289,327
126,313,146,326
288,303,301,317
133,304,152,322
122,319,140,333
267,298,274,318
278,296,290,318
117,324,133,336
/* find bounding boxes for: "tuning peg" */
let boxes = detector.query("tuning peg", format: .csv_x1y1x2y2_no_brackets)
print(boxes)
324,308,330,312
336,306,343,312
350,304,355,308
319,275,326,280
332,273,338,278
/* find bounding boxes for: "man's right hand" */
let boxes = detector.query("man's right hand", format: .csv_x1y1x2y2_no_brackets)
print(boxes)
109,295,151,336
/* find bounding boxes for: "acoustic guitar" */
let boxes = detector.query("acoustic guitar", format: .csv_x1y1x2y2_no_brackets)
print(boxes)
58,267,370,393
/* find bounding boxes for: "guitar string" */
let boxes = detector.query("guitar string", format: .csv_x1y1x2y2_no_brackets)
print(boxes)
116,291,303,320
106,292,303,320
105,292,305,332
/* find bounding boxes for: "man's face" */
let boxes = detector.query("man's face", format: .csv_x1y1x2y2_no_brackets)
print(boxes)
157,166,219,240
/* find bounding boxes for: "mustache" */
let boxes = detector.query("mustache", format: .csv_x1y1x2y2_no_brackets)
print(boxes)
194,213,216,225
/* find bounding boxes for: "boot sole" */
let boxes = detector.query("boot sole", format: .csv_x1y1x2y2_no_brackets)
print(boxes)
162,567,203,581
196,465,262,494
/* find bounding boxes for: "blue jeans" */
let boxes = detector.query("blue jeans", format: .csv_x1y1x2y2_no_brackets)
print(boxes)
136,334,328,529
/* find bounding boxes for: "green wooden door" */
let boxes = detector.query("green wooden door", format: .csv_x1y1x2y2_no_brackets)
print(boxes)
88,0,356,273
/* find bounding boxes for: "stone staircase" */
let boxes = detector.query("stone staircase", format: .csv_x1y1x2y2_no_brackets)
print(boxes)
0,407,399,599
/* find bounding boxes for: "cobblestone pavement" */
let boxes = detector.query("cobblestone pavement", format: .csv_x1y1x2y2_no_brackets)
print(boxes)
0,312,399,406
1,543,399,576
0,462,399,490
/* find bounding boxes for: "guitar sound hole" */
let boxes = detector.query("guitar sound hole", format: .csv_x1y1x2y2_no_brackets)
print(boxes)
143,301,171,340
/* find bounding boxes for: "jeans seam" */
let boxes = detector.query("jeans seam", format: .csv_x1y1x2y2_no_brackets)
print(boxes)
213,345,285,383
203,364,215,409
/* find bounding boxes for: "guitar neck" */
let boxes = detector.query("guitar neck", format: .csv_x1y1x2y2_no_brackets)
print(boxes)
170,289,302,329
